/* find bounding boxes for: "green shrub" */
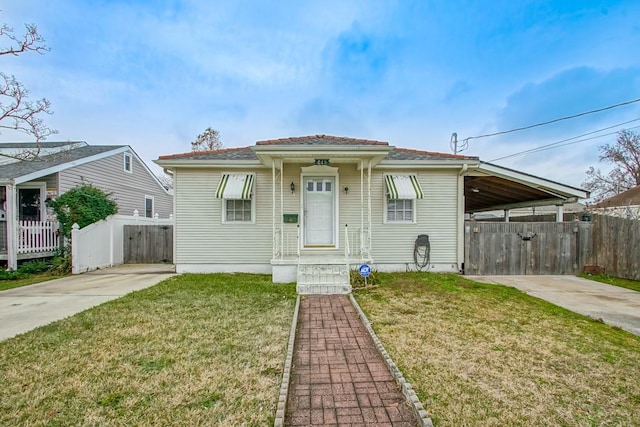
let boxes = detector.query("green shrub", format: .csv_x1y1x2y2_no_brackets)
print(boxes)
17,260,51,275
50,184,118,238
0,269,27,281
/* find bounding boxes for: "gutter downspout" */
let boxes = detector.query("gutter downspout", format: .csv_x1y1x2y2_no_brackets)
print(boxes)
457,164,468,273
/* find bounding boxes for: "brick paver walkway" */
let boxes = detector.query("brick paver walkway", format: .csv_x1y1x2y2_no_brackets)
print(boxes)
285,295,417,426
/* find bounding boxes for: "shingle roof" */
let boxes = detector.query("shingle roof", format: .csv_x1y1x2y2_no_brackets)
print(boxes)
256,134,389,146
0,141,79,149
593,185,640,207
157,146,257,161
158,135,478,162
0,145,124,181
386,147,478,161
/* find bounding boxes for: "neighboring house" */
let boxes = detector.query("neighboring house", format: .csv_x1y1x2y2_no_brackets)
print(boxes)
1,141,173,269
591,185,640,219
156,135,587,293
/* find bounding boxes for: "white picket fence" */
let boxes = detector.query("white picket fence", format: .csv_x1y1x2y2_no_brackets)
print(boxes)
71,212,173,274
17,220,60,254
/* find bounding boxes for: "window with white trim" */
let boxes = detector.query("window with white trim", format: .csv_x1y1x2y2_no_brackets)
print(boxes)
144,195,154,218
384,174,423,223
124,152,132,173
386,198,414,222
216,173,255,223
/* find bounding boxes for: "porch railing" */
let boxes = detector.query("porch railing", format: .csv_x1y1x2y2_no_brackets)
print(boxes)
273,226,370,260
17,220,60,254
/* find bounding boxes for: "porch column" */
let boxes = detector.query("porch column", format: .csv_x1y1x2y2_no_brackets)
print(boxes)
6,184,17,270
367,160,372,256
504,209,510,223
556,204,564,222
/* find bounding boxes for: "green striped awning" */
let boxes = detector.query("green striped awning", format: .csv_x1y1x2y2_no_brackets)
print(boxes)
385,175,424,200
215,174,254,199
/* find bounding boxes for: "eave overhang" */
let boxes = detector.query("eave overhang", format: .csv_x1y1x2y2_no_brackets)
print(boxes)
251,144,394,168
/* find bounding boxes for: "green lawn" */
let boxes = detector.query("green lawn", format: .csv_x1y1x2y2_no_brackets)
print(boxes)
0,273,63,291
354,272,640,427
0,273,296,426
580,273,640,293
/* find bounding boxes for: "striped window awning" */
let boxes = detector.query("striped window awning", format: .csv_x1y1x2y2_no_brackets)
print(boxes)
385,175,424,200
215,174,254,199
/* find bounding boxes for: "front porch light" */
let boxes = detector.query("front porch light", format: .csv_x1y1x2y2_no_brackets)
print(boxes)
290,182,295,194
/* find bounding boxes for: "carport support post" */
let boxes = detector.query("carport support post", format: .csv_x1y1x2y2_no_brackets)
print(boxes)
556,204,564,222
504,209,510,222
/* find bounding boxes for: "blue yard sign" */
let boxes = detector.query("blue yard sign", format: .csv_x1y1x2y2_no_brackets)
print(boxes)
358,264,371,278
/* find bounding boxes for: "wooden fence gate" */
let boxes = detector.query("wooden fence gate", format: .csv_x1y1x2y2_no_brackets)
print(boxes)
464,221,592,275
123,225,173,264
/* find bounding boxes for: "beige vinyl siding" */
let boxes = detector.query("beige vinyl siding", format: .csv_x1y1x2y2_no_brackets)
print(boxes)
174,168,272,264
58,151,172,218
370,169,459,265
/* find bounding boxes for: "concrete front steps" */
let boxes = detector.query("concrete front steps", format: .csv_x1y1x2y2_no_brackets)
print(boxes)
296,263,352,294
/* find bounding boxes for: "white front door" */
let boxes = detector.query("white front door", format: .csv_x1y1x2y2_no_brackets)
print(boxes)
304,177,335,246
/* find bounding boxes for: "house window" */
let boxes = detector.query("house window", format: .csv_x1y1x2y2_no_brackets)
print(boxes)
387,199,414,222
124,152,132,173
225,199,252,222
145,196,154,218
216,174,255,223
384,175,423,223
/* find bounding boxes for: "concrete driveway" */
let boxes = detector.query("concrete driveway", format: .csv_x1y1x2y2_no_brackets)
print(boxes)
469,275,640,336
0,264,175,341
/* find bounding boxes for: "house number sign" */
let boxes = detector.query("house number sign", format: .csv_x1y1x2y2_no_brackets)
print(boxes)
314,159,330,165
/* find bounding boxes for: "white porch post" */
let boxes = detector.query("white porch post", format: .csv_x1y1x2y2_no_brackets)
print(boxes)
360,160,364,257
504,209,510,223
556,204,564,222
367,160,372,257
272,161,276,259
280,160,284,254
6,184,17,270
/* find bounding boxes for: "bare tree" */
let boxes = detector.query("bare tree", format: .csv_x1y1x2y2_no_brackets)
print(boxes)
583,130,640,202
191,127,222,152
0,18,56,145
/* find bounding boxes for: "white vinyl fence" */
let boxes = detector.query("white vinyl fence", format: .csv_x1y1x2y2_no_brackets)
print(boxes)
71,212,173,274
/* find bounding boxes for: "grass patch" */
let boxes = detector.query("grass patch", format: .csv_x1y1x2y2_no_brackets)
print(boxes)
580,273,640,293
0,273,63,291
354,272,640,426
0,273,296,426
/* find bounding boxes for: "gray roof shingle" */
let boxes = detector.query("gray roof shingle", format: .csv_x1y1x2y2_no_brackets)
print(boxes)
0,145,124,181
158,135,478,162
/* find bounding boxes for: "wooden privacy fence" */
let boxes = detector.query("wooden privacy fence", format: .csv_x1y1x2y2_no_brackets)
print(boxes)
464,221,592,275
587,214,640,281
123,225,173,264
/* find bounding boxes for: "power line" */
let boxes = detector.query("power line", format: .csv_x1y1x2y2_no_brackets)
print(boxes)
489,117,640,162
466,97,640,142
489,123,640,163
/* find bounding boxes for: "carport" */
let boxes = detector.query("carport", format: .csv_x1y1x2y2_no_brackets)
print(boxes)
463,162,589,219
461,162,590,275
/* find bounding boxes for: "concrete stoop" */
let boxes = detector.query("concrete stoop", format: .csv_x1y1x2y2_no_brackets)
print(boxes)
296,264,352,294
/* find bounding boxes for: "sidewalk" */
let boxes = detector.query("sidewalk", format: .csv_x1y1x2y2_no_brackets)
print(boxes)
285,295,417,426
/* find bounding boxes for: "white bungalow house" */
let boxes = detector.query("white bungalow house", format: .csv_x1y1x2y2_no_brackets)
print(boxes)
155,135,588,293
1,141,173,270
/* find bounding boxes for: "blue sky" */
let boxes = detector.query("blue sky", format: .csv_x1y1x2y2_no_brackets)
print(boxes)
2,0,640,188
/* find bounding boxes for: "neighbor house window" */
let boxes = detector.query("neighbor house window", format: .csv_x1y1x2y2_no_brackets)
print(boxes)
124,152,132,173
215,173,255,223
145,195,154,218
384,175,423,223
